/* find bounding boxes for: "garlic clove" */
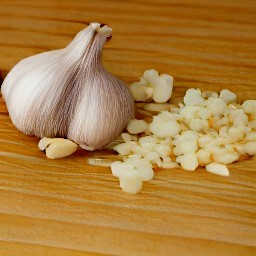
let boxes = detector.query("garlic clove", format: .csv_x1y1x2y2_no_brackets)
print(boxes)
38,137,53,151
2,23,134,150
38,138,78,159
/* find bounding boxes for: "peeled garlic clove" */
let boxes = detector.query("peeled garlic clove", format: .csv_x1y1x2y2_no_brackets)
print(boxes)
38,137,53,151
38,138,78,159
2,23,134,150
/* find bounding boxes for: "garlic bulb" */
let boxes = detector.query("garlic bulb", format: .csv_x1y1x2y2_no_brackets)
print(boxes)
1,23,134,150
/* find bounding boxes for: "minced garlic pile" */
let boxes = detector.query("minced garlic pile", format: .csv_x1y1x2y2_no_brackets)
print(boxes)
110,70,256,194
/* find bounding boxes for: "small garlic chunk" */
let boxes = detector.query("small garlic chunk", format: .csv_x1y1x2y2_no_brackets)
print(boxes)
129,82,153,101
121,133,137,143
151,74,173,103
206,163,229,176
113,141,138,155
129,69,173,103
154,144,172,157
243,141,256,155
207,97,227,116
149,111,180,138
127,119,148,134
38,138,77,159
189,118,209,132
213,151,239,164
176,153,198,171
196,149,212,166
183,88,204,106
111,158,154,194
219,89,237,104
173,130,198,155
229,109,248,127
242,100,256,114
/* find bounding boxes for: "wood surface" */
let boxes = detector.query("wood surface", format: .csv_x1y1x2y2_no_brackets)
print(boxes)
0,0,256,255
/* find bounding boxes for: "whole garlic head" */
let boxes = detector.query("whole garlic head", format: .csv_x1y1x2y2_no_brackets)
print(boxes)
2,23,134,150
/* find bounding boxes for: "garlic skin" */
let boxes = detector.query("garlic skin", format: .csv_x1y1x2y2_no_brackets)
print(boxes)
1,23,134,150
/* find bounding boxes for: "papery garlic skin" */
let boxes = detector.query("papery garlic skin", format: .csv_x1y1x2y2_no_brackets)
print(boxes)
2,23,134,150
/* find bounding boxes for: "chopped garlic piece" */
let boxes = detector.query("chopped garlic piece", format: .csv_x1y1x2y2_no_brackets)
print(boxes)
119,178,143,194
219,89,237,104
243,141,256,155
189,118,209,132
142,69,159,84
176,153,198,171
121,133,137,142
154,144,172,157
197,149,212,166
207,97,227,116
145,151,160,162
228,126,244,140
213,151,239,164
184,88,204,106
151,74,173,103
242,100,256,114
206,163,229,176
130,69,173,103
129,82,152,101
114,141,138,155
149,113,180,138
127,119,148,134
229,109,248,127
173,131,198,155
111,158,154,194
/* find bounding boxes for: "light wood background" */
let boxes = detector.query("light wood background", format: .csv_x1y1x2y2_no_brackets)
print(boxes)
0,0,256,255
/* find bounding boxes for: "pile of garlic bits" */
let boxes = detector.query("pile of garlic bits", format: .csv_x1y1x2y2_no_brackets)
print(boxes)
111,69,256,194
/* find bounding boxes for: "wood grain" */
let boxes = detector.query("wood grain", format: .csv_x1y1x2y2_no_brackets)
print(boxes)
0,0,256,255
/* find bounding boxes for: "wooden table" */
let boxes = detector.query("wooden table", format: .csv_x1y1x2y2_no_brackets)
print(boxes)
0,0,256,255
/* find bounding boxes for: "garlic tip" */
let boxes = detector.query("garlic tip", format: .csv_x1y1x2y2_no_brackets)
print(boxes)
91,22,112,37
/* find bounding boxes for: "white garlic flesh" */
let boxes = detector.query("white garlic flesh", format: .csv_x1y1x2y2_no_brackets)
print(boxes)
1,23,134,150
38,138,78,159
